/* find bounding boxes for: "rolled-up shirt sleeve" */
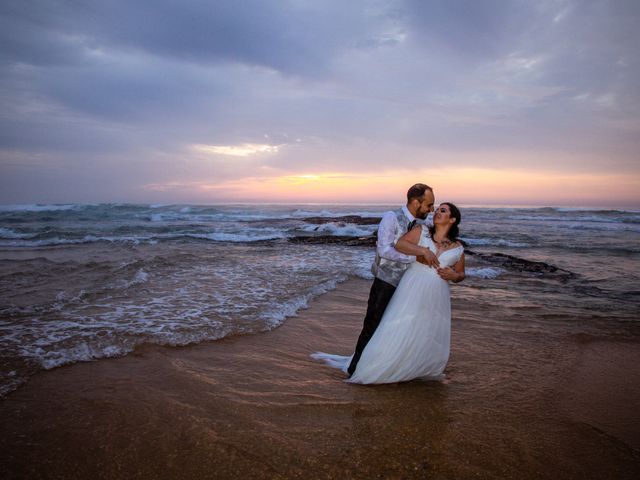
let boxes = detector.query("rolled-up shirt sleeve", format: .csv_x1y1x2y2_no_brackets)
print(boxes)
376,211,415,264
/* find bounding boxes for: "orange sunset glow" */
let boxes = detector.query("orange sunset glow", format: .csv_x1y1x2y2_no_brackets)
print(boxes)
140,166,640,207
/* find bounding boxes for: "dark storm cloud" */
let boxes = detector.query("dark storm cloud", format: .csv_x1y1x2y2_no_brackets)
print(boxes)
0,0,373,74
0,0,385,143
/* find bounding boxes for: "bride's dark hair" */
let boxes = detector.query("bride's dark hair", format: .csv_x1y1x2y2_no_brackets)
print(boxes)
429,202,461,243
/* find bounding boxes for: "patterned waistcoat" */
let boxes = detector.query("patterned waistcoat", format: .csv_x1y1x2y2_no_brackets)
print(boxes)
371,208,413,287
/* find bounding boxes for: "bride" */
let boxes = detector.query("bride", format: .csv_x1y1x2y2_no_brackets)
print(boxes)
311,203,465,384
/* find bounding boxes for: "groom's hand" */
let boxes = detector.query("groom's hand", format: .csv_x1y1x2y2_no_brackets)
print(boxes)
417,250,439,268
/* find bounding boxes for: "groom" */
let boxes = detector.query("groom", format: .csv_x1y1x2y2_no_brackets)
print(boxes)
347,184,438,376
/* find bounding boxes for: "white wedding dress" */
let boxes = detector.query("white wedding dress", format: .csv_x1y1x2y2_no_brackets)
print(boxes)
311,226,463,384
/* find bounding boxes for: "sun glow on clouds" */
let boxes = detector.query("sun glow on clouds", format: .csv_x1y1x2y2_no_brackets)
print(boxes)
141,167,640,207
192,143,279,157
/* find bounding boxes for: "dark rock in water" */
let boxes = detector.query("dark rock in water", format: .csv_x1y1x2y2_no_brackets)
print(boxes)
288,234,574,278
302,216,381,225
465,249,575,277
288,235,377,247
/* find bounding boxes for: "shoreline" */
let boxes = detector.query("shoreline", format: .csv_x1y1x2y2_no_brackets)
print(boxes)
1,278,639,479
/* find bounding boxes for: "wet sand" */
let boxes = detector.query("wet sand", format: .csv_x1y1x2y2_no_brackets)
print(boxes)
1,278,639,479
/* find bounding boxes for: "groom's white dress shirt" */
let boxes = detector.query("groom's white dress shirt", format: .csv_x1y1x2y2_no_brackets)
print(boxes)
376,206,432,263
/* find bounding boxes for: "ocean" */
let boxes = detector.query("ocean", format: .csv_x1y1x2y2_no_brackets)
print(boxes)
1,203,639,397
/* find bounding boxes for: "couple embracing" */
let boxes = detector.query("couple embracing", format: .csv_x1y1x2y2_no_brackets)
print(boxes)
312,184,465,384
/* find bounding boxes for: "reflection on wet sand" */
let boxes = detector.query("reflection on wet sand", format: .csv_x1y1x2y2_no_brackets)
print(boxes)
0,279,638,479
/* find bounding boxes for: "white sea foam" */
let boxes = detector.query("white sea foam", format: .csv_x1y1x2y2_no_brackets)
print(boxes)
462,237,529,247
352,261,375,280
0,234,154,247
51,289,87,311
466,267,506,279
0,376,27,397
300,223,376,236
145,211,278,223
0,204,85,212
37,342,127,370
193,231,287,242
17,323,236,378
0,227,33,239
291,208,384,218
291,209,334,218
119,269,149,289
565,222,640,233
0,230,290,247
507,214,628,223
260,275,348,327
553,207,640,214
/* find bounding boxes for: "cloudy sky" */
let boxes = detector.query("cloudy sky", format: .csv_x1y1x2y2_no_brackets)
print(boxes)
1,0,639,206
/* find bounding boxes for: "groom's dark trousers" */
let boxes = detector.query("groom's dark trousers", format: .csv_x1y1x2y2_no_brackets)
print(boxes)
347,277,397,376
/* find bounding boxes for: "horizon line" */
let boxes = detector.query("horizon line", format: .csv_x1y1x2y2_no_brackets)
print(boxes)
0,201,639,211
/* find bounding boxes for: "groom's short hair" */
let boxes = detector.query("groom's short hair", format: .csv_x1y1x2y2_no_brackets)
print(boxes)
407,183,432,202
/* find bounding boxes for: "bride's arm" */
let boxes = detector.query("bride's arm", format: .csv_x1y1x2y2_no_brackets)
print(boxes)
396,227,439,267
437,253,465,283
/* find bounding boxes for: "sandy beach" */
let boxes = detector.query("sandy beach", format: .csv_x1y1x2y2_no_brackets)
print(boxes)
1,278,639,479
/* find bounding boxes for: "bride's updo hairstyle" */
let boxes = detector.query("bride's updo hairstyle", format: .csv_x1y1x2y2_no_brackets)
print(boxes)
429,202,461,243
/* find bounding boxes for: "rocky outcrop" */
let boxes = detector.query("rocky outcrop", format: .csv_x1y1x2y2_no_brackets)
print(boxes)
301,216,381,225
464,250,574,277
288,235,377,247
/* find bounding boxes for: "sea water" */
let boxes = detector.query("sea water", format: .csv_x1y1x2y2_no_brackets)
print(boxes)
1,203,638,396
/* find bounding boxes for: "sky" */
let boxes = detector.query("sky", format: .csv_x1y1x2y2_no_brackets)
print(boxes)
1,0,639,207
